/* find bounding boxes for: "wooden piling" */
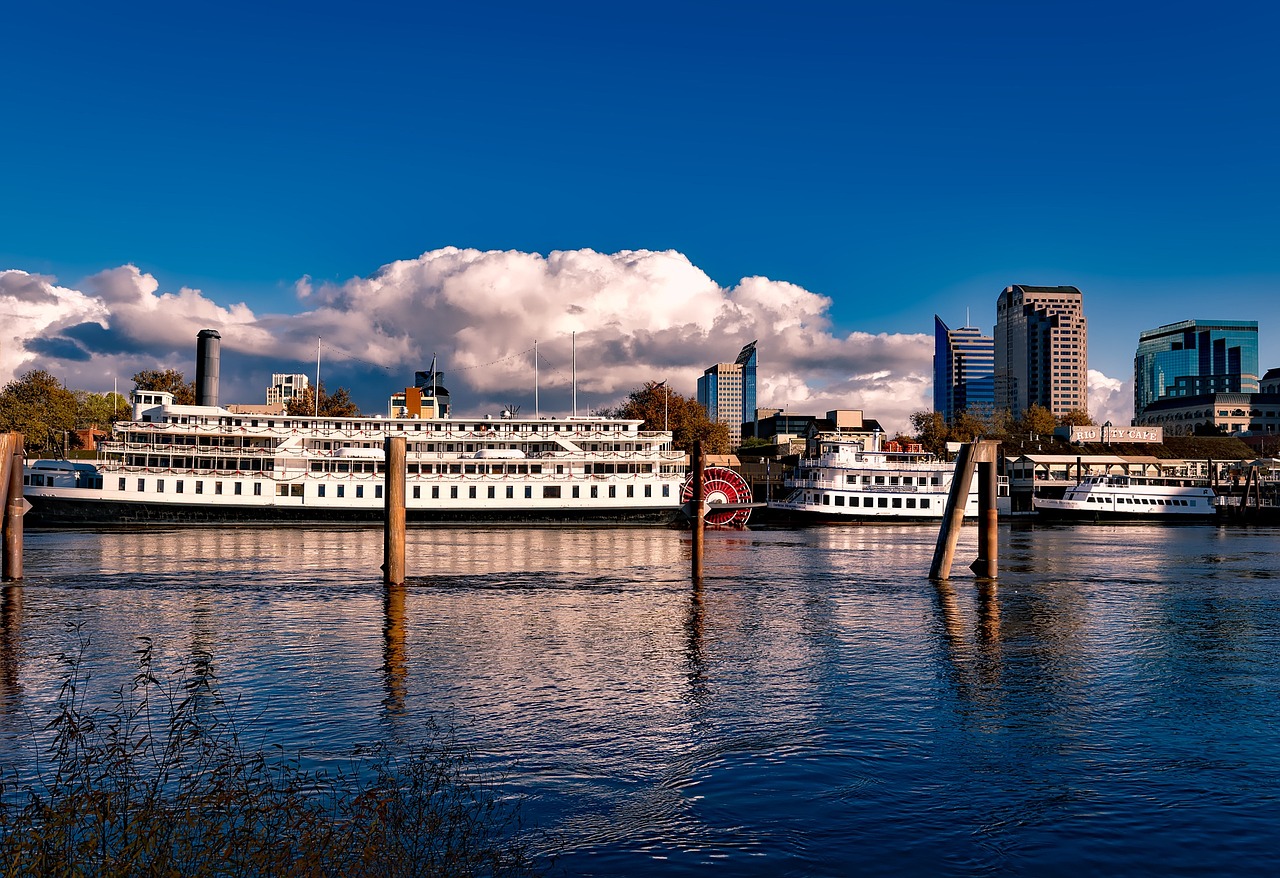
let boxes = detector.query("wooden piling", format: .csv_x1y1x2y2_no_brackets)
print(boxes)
691,440,704,582
970,459,998,579
383,436,406,586
930,439,999,581
1,436,20,583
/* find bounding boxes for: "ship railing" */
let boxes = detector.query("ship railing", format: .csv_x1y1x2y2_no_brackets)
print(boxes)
787,477,926,492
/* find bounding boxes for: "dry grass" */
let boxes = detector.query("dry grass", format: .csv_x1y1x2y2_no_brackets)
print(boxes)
0,634,542,877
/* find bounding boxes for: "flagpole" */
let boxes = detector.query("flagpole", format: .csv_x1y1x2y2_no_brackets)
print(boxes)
534,340,539,418
315,337,321,417
571,331,577,419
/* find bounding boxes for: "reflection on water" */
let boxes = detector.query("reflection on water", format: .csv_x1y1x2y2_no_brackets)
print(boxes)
4,523,1280,876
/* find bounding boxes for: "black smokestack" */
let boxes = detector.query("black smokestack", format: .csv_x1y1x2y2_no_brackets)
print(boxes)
195,329,221,406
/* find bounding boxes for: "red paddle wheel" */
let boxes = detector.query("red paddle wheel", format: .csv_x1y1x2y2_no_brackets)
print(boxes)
681,466,754,527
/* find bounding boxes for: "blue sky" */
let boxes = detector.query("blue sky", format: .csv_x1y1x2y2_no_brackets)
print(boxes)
2,1,1277,430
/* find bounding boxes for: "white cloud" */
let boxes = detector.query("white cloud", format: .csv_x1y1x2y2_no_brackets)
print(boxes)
1088,369,1133,427
2,249,935,433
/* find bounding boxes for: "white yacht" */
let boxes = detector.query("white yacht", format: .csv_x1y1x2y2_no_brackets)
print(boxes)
768,432,1003,522
24,390,689,526
1033,474,1217,521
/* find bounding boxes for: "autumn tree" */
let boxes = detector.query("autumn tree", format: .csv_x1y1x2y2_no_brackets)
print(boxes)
611,381,730,454
1056,408,1094,427
0,370,78,454
285,383,362,417
1016,404,1057,438
132,369,196,405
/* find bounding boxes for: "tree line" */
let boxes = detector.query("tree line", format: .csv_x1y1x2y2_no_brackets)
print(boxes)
907,405,1094,456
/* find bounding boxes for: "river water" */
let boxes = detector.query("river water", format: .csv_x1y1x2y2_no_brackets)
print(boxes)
2,522,1278,876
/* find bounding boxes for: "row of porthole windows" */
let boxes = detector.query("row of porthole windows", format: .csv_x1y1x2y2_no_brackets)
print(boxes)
810,493,933,509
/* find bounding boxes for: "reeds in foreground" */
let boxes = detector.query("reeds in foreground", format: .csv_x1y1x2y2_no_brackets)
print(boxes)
0,635,541,878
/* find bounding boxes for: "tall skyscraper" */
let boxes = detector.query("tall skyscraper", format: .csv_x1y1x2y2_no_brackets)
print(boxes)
1133,319,1259,417
697,341,757,447
933,315,994,421
994,284,1088,418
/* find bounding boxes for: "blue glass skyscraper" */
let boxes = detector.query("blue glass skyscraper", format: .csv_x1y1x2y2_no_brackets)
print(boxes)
934,316,994,421
1133,319,1259,417
697,341,757,447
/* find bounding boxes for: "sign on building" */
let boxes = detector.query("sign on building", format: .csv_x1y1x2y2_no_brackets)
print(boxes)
1066,425,1163,444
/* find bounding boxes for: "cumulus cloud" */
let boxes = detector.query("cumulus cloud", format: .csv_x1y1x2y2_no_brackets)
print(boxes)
1088,369,1133,428
1,248,935,433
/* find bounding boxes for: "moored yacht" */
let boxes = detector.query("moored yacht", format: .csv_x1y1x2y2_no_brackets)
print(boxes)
1033,473,1217,521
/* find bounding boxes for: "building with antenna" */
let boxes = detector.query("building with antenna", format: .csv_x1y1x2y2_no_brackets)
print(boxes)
933,315,994,421
697,341,758,447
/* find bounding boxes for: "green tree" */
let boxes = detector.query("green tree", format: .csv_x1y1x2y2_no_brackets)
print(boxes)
0,369,78,455
611,381,730,453
132,369,196,405
74,390,131,429
285,383,362,417
909,410,949,456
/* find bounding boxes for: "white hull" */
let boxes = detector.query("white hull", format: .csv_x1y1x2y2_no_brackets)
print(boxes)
1033,475,1217,521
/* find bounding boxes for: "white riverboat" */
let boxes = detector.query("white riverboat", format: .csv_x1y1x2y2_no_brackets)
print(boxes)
23,390,690,526
768,432,1004,522
1032,474,1217,521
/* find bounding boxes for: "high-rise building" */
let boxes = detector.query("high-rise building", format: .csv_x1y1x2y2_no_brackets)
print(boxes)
1133,319,1259,417
933,316,994,421
697,341,757,447
994,285,1088,418
266,373,309,410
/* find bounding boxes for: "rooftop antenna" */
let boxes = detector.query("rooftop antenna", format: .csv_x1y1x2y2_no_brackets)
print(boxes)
314,337,321,417
966,307,971,329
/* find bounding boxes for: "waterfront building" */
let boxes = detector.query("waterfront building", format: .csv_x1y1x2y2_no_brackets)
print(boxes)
267,373,309,410
1133,319,1259,418
994,285,1088,418
933,315,994,421
697,341,757,448
389,369,451,418
1134,391,1280,437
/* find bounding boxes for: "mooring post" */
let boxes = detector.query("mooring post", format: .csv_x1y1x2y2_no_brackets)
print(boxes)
1,436,20,583
383,436,406,586
970,454,999,579
929,441,977,580
930,439,999,581
691,440,705,582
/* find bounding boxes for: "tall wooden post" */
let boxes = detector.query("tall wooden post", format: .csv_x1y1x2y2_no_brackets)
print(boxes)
383,436,406,586
691,440,704,582
970,459,998,579
1,436,20,583
930,439,999,581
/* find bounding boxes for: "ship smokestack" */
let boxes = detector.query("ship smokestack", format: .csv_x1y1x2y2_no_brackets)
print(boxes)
195,329,221,406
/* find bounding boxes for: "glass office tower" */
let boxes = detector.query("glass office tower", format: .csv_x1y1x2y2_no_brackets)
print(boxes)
1133,319,1259,417
933,316,995,420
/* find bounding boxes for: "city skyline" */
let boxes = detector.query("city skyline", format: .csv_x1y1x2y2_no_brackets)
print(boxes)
3,3,1278,433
